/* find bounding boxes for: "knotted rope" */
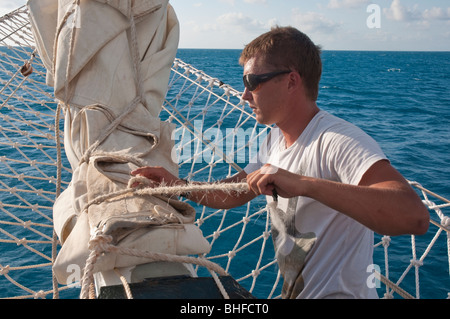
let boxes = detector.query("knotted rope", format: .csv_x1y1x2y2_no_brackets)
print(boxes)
80,225,232,299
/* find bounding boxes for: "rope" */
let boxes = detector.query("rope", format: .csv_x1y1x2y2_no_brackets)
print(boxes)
78,181,251,299
80,229,230,299
79,177,249,217
209,270,230,299
375,271,415,299
114,268,133,299
52,101,63,299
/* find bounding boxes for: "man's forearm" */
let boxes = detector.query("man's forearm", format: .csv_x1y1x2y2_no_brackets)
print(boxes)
301,177,429,236
181,171,255,209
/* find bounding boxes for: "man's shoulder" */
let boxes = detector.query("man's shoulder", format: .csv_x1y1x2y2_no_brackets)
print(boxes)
313,110,368,140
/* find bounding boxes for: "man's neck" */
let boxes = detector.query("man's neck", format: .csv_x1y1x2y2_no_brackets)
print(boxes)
278,101,320,148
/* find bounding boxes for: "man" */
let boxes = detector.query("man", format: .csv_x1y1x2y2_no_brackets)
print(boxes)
131,26,429,298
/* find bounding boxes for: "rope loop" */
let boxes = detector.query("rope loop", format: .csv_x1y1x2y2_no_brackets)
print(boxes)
0,265,10,276
34,290,45,299
20,62,33,76
88,231,113,252
441,216,450,228
410,259,423,267
382,235,391,247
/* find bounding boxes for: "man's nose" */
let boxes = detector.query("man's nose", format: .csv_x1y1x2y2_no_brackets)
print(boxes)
241,87,253,101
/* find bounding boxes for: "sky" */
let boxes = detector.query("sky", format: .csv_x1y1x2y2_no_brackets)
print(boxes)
2,0,449,51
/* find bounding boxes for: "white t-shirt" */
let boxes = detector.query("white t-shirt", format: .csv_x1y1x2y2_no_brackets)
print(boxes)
245,110,386,299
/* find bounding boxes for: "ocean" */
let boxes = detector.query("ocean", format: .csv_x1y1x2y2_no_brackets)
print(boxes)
0,48,449,299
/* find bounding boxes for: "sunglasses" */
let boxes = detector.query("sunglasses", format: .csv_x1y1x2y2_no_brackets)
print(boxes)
243,70,291,92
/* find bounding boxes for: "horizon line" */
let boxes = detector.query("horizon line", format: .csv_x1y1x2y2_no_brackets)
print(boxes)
178,48,450,53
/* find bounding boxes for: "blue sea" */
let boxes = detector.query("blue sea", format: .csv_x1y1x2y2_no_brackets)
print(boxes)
1,48,449,299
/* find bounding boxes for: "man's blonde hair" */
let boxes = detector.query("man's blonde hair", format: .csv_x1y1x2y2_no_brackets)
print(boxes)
240,26,322,101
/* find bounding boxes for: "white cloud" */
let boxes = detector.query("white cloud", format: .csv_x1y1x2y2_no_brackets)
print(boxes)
244,0,268,4
383,0,419,21
291,9,341,34
216,12,267,33
384,0,450,23
0,0,26,16
2,0,25,9
219,0,236,6
187,20,219,33
327,0,370,9
422,7,450,21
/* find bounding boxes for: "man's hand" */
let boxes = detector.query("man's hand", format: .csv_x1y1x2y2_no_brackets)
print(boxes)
246,164,302,198
131,166,183,188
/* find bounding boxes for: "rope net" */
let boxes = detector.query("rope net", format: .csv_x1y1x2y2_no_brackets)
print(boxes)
0,6,449,299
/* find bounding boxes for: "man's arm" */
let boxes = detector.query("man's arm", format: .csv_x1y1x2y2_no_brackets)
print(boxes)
246,160,429,236
131,167,256,209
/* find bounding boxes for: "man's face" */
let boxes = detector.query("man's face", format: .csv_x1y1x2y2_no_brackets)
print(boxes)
241,56,289,126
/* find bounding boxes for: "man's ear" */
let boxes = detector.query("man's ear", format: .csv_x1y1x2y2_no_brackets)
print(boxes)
287,71,302,93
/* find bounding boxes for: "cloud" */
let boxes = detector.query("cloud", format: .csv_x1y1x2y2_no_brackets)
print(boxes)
327,0,370,9
383,0,419,21
384,0,450,22
0,0,27,13
244,0,268,4
219,0,236,6
2,0,25,9
185,10,271,38
422,7,450,21
291,9,341,34
219,0,268,8
187,20,219,33
0,0,26,15
182,10,275,48
217,12,268,33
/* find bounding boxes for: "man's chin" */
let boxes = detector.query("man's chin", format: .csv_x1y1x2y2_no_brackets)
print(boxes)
256,117,272,125
254,113,263,124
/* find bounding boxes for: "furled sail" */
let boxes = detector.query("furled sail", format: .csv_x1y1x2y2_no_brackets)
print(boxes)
27,0,210,285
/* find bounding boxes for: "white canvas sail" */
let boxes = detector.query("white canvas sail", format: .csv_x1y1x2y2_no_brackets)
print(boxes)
27,0,210,285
